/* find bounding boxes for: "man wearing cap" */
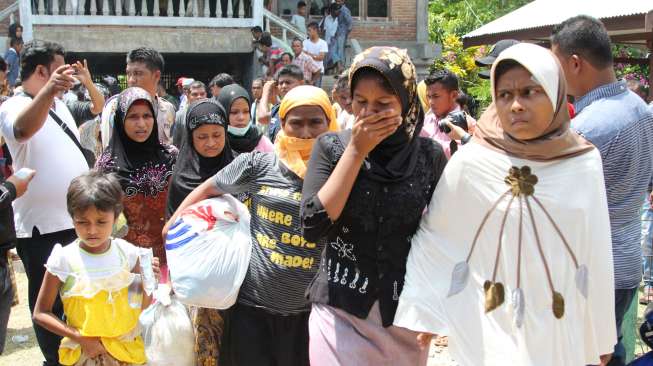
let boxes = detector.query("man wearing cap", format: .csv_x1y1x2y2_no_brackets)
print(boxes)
176,77,188,110
172,79,207,147
475,39,520,79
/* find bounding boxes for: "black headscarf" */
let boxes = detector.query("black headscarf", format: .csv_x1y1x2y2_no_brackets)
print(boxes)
166,99,234,217
96,87,176,197
349,46,424,183
218,84,263,153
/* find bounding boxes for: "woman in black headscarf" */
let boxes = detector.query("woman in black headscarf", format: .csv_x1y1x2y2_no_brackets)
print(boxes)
299,47,448,365
167,98,234,217
166,98,234,366
96,87,177,268
218,83,274,154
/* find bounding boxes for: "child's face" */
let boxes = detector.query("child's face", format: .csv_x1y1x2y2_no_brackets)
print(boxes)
298,5,306,16
73,206,116,253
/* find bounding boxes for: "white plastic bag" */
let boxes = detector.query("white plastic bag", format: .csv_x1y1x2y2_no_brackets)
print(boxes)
139,285,195,366
165,194,251,309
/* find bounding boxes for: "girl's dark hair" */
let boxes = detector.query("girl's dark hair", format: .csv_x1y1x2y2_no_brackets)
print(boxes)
493,59,524,86
350,67,395,95
8,23,22,38
67,170,124,218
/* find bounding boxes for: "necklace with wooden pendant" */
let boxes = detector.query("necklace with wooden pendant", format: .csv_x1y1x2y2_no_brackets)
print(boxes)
447,166,588,327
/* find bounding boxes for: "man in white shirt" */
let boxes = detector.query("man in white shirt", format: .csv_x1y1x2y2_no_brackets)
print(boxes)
172,80,208,147
290,1,307,33
302,22,329,87
0,40,88,366
100,47,176,147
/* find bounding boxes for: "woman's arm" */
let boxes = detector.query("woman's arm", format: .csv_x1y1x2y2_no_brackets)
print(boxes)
33,273,107,358
163,178,225,238
315,109,401,221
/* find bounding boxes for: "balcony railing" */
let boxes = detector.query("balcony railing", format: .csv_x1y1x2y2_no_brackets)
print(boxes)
19,0,263,39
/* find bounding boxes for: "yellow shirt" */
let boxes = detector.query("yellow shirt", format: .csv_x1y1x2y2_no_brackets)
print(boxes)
46,239,146,365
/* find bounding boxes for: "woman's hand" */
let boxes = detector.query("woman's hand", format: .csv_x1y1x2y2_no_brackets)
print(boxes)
350,109,402,157
161,215,177,241
416,332,434,350
151,256,161,283
599,353,612,366
78,336,106,359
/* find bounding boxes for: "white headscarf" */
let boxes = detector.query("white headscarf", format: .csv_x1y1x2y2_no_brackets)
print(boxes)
491,43,559,110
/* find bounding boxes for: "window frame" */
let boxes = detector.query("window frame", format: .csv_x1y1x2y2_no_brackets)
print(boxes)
346,0,391,21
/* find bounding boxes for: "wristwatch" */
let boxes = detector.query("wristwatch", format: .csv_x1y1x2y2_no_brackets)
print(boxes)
460,133,472,145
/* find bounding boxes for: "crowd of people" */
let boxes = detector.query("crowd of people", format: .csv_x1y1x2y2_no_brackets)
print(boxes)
0,12,652,366
253,0,352,82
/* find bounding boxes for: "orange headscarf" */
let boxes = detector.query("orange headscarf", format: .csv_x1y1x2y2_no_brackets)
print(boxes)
275,85,339,178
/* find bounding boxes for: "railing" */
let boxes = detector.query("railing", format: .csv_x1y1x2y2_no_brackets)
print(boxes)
0,1,19,23
19,0,263,40
262,8,305,44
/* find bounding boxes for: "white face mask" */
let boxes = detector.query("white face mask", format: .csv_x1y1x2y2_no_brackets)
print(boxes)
228,121,251,136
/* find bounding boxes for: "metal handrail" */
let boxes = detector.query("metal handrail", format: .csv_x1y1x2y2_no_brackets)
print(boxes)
262,8,306,44
0,1,18,22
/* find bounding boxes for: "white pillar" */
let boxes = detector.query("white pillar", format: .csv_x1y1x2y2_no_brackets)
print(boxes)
179,0,185,16
203,0,209,17
253,0,264,28
226,0,232,17
128,0,135,15
237,0,243,17
167,0,172,16
19,0,34,41
191,0,197,17
38,0,45,14
90,0,96,15
65,0,72,15
102,0,107,14
153,0,159,15
52,0,59,15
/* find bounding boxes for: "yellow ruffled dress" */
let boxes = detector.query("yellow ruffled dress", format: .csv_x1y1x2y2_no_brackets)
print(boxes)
46,239,146,365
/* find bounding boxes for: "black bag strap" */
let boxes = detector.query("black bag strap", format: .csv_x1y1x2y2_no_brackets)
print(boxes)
20,92,87,161
48,109,87,155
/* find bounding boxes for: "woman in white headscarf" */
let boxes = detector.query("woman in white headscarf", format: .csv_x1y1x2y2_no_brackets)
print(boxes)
393,43,616,366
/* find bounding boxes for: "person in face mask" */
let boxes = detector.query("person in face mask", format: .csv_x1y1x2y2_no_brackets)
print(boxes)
218,83,274,154
164,85,339,366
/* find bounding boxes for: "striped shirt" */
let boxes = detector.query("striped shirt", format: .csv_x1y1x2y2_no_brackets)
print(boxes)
213,151,323,314
572,80,653,289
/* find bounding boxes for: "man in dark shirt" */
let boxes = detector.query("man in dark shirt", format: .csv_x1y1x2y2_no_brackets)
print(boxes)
0,168,34,356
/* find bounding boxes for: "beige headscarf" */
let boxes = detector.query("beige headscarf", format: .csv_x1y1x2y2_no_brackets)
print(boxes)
473,43,593,161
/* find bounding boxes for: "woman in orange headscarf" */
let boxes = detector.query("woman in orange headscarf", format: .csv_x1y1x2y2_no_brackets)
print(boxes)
164,85,338,366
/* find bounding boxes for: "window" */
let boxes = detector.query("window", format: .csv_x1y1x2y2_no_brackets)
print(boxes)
366,0,387,18
306,0,388,18
345,0,388,19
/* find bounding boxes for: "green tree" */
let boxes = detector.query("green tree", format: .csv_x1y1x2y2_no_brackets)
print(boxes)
427,0,532,113
428,0,533,43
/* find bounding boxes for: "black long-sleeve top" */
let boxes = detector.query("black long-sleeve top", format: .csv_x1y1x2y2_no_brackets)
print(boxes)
300,130,447,327
0,176,16,252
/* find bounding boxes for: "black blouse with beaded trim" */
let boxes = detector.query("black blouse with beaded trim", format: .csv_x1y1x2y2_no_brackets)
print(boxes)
301,130,447,327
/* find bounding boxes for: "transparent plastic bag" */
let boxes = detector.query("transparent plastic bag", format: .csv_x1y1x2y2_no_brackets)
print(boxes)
139,285,195,366
165,195,251,309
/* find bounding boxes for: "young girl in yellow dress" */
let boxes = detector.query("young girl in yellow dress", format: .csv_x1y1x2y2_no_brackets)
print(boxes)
33,171,159,366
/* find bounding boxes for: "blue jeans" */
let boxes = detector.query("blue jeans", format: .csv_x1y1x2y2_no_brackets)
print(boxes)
332,33,347,64
607,288,638,366
642,199,653,288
